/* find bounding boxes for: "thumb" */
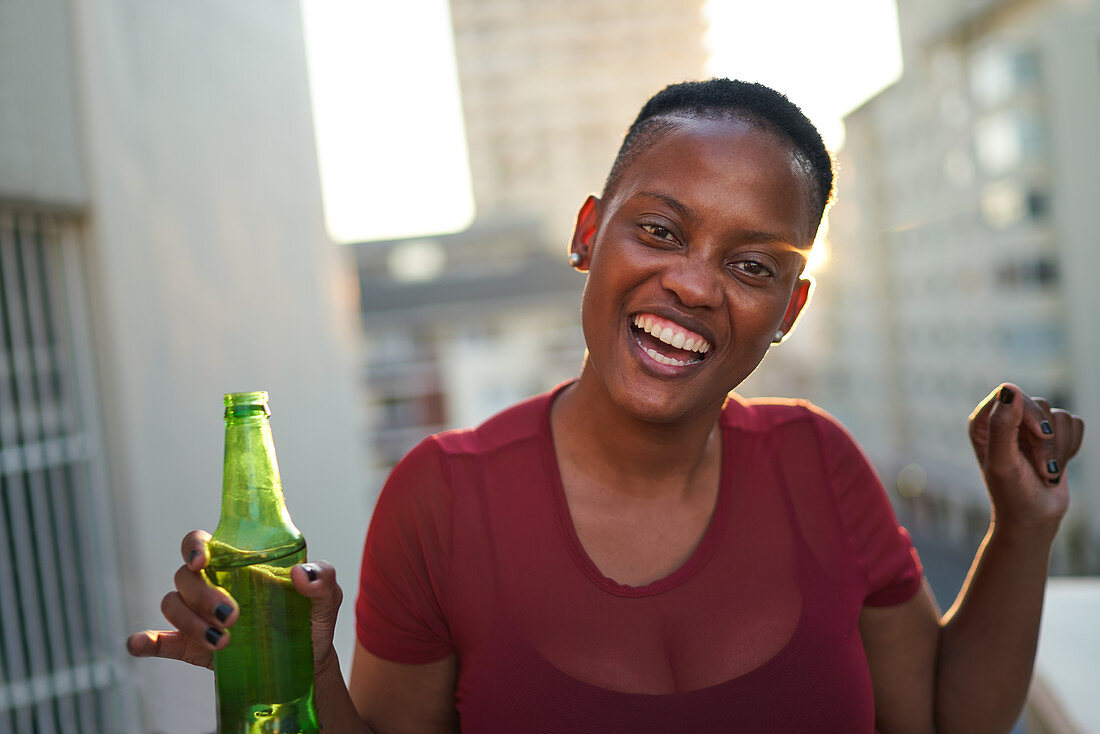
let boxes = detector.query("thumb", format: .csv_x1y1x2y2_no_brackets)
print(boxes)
292,562,343,667
985,384,1025,478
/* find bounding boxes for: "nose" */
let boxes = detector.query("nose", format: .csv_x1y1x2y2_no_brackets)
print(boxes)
659,254,723,310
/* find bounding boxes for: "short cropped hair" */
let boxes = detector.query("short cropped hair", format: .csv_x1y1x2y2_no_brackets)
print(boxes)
603,79,835,228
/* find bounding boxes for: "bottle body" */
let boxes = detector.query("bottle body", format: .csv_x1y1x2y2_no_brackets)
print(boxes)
207,541,316,733
208,391,318,734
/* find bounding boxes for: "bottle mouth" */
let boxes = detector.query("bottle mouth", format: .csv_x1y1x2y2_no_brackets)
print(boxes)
223,391,271,418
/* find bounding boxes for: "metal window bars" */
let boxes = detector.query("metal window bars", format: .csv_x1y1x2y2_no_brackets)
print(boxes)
0,209,137,734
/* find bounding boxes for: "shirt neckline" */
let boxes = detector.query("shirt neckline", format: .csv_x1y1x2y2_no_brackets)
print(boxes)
540,381,734,598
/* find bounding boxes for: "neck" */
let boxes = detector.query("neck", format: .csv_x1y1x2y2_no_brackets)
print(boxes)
551,375,724,500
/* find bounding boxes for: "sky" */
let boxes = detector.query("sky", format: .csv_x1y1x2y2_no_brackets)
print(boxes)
300,0,903,245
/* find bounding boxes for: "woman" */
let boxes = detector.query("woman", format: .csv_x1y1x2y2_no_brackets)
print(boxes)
129,79,1085,733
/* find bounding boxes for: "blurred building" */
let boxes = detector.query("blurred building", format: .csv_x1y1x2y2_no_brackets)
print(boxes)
355,218,585,484
358,0,710,481
1,1,366,732
449,0,709,247
809,0,1100,570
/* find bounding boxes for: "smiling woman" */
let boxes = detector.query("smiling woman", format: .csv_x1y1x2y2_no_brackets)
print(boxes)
568,126,813,425
130,78,1085,734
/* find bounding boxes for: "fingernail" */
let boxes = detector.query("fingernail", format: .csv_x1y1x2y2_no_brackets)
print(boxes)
1041,420,1053,435
305,565,318,582
1047,459,1060,474
214,603,233,623
999,387,1015,404
205,627,223,646
188,549,199,564
1049,476,1061,485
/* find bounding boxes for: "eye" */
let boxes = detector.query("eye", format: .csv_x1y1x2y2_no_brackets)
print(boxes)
640,222,678,244
731,259,776,278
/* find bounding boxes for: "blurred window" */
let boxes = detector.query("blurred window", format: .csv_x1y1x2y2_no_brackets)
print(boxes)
999,322,1066,355
994,256,1060,289
1026,190,1049,220
969,44,1039,108
980,180,1026,228
0,209,136,732
387,238,447,283
974,110,1044,175
979,180,1049,230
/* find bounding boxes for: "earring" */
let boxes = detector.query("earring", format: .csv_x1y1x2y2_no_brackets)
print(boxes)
772,330,784,344
568,251,583,268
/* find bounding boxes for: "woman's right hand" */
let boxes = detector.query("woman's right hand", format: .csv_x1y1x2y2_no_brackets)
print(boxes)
126,530,345,675
125,530,237,669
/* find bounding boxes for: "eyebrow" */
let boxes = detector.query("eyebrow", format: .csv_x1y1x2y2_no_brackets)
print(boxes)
634,190,798,248
635,191,698,224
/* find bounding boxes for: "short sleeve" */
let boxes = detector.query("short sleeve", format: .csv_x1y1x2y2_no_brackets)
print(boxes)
355,437,454,663
810,411,923,607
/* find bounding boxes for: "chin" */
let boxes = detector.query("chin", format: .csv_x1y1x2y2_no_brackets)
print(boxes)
607,378,725,426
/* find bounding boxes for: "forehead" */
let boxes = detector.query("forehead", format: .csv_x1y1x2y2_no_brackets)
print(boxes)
609,117,816,247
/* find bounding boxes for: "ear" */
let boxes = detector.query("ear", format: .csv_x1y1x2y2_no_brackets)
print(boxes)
778,277,813,336
569,195,602,272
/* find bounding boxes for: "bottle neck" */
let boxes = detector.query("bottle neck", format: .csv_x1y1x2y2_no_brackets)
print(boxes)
214,413,302,553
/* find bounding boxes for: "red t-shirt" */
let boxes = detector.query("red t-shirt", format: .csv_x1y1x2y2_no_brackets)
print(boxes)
356,384,922,732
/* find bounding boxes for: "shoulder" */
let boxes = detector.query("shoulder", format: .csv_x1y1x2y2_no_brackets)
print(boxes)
722,392,852,442
431,387,554,459
721,394,872,484
384,385,558,502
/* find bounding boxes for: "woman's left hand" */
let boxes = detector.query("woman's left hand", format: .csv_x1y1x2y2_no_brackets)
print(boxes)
968,383,1085,537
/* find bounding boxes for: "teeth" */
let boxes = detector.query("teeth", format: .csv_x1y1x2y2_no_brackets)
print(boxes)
632,314,711,354
644,347,698,367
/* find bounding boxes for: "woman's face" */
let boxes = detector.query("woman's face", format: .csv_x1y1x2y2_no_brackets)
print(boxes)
573,117,817,424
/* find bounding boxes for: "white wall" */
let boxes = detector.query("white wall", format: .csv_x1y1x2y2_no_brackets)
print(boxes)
60,1,368,730
0,0,86,205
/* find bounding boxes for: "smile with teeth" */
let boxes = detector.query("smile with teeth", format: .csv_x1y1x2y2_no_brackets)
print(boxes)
631,313,712,368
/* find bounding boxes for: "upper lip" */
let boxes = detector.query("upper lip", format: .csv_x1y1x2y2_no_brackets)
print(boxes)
630,306,717,352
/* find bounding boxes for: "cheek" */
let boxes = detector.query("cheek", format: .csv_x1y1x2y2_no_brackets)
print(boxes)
578,275,613,348
727,289,791,333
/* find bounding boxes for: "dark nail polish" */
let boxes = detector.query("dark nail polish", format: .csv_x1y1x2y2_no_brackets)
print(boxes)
214,603,233,623
1047,459,1060,475
188,549,199,563
205,627,223,646
305,565,318,582
999,387,1015,404
1049,476,1061,485
1041,421,1053,435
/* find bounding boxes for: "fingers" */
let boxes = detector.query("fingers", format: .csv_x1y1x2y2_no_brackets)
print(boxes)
1048,407,1085,459
984,384,1025,477
292,561,344,669
1018,393,1059,483
978,383,1085,484
1045,407,1086,485
175,529,238,641
1066,411,1085,459
126,529,238,668
173,562,238,628
181,530,212,571
161,583,232,650
292,561,343,619
126,629,214,669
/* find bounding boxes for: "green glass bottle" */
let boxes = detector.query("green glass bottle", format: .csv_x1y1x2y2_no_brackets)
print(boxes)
205,391,319,734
